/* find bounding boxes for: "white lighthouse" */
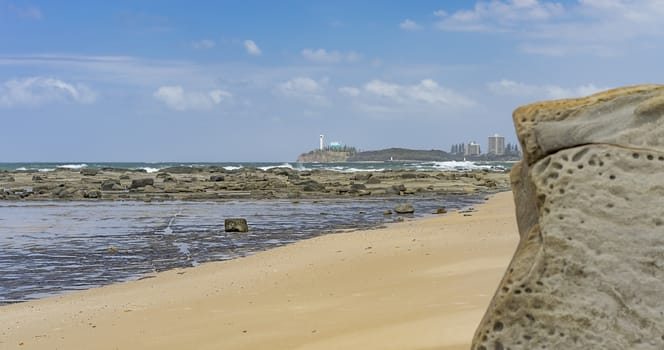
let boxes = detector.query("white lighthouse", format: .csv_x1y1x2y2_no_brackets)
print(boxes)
319,134,324,151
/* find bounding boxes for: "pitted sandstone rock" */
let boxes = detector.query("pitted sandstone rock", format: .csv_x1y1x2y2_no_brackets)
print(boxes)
473,85,664,350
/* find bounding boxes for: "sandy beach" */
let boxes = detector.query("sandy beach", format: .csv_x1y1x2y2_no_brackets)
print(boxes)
0,191,518,350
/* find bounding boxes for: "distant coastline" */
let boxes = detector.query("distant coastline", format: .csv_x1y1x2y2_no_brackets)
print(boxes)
296,147,522,163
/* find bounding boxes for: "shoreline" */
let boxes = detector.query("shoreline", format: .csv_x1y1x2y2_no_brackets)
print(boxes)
0,191,518,349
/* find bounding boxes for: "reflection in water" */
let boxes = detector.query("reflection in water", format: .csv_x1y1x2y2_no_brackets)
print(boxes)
0,195,484,303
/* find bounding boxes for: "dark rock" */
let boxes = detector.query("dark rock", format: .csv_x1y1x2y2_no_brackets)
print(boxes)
130,178,154,189
383,210,393,215
434,207,447,214
80,169,98,176
224,218,249,232
394,204,415,214
209,175,225,182
155,172,171,179
101,179,123,191
32,175,44,182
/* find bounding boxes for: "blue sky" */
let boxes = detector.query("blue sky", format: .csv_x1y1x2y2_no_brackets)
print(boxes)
1,0,663,162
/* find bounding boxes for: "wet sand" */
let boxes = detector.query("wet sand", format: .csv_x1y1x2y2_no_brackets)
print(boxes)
0,191,518,350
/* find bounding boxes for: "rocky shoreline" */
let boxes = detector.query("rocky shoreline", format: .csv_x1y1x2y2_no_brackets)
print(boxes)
0,166,510,201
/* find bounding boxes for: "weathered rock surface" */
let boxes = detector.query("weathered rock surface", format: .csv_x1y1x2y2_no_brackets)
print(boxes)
394,204,414,214
473,85,664,350
130,178,154,189
224,218,249,232
0,166,509,201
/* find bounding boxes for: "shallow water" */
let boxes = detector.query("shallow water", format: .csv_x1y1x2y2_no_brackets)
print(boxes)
0,195,485,303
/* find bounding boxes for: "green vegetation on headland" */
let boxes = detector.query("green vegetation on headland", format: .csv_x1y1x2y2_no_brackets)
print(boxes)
296,147,521,163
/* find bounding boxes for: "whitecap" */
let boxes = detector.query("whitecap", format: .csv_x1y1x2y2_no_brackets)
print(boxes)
56,164,88,170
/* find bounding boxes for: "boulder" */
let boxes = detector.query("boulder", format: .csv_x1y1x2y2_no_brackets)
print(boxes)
394,204,414,214
209,175,225,182
224,218,248,232
80,168,98,176
472,85,664,350
130,178,154,189
101,179,123,191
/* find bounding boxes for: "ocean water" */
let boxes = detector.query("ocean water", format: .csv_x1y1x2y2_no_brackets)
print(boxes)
0,194,489,304
0,161,513,173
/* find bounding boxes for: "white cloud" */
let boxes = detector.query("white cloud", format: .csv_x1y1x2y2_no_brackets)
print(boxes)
276,77,329,105
301,49,360,63
365,80,400,97
192,39,215,49
400,19,422,31
0,77,96,107
361,79,475,108
436,0,564,31
435,0,664,57
338,86,360,97
153,85,231,111
244,40,262,56
487,79,607,99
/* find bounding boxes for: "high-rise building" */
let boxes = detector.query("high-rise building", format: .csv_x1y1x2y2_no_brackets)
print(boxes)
465,141,481,156
488,134,505,155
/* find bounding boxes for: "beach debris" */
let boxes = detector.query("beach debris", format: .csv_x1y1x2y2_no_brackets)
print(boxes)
225,218,249,232
434,207,447,214
130,178,154,189
394,204,415,214
473,85,664,349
